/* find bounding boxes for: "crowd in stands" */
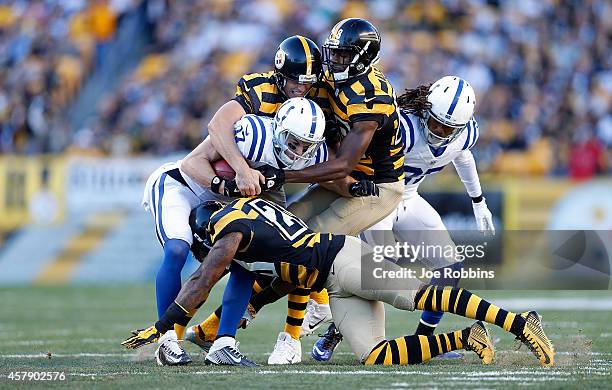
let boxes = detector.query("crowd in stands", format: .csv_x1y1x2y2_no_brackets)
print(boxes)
3,0,611,179
0,0,136,154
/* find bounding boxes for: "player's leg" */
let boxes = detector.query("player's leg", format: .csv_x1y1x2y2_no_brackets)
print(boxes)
149,174,201,321
293,181,403,357
205,264,257,366
303,181,404,236
186,275,270,351
325,262,491,365
392,195,461,337
331,237,555,366
268,287,308,364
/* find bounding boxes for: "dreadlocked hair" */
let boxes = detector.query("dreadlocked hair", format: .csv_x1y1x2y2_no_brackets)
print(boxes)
397,83,432,118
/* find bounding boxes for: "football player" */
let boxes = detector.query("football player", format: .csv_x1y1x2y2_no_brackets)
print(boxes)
245,18,407,363
143,97,329,345
146,33,324,337
313,76,496,361
122,199,555,368
182,35,324,197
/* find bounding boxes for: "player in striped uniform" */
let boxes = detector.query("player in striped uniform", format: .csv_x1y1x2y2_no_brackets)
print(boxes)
247,18,407,364
122,198,555,368
313,76,496,361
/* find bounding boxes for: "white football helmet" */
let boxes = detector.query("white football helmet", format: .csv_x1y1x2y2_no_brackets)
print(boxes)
421,76,476,147
273,97,325,168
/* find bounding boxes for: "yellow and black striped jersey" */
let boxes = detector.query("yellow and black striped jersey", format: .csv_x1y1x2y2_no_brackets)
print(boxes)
315,67,405,183
233,71,286,116
207,197,345,290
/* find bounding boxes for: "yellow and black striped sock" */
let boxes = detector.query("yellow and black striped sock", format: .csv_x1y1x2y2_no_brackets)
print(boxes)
415,285,526,336
364,328,470,365
284,287,310,340
309,289,329,305
196,310,220,342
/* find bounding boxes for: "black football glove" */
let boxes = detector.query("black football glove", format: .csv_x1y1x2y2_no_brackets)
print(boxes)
349,179,380,197
255,164,285,191
220,179,243,197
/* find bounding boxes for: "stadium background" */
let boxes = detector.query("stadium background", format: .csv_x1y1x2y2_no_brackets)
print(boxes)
0,1,611,387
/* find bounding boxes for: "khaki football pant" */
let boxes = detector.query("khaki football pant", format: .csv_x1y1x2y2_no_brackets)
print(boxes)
287,180,404,236
324,236,425,362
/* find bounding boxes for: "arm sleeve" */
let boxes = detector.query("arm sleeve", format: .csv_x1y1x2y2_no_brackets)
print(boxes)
232,76,261,114
234,115,267,162
312,142,329,165
211,218,254,252
452,150,483,198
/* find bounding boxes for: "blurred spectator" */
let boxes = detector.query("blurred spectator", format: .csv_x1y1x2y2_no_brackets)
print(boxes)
88,0,118,67
568,130,608,180
0,0,137,154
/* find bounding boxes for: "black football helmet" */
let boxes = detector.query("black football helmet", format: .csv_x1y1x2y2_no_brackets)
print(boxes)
189,201,224,262
322,18,381,83
273,35,322,96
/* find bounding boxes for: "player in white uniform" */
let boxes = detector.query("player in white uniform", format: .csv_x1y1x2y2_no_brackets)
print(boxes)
313,76,496,361
141,98,328,354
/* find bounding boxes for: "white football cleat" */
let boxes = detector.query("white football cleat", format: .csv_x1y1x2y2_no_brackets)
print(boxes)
155,330,192,366
205,336,257,366
301,299,332,336
268,331,302,365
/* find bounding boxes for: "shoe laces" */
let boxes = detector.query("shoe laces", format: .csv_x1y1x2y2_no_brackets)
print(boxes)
227,342,248,360
320,328,342,350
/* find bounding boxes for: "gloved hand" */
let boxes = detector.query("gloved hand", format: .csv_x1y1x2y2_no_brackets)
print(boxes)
472,197,495,236
349,179,380,197
255,164,285,191
121,325,161,349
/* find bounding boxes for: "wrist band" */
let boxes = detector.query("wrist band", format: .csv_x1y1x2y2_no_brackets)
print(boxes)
211,176,224,194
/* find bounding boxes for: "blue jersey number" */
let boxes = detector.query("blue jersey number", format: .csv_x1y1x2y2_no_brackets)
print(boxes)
235,125,246,142
404,166,445,184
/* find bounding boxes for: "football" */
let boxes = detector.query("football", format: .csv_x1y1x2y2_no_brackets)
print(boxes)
212,159,236,180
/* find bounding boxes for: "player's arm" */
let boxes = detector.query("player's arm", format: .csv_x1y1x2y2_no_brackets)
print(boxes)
121,233,243,349
284,120,378,183
181,137,242,196
319,176,379,198
452,149,494,235
181,137,221,188
175,232,242,309
201,100,264,196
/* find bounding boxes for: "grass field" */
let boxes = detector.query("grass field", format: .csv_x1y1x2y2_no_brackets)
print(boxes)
1,284,610,389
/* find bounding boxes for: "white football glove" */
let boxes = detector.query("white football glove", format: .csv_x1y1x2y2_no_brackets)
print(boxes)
472,197,495,236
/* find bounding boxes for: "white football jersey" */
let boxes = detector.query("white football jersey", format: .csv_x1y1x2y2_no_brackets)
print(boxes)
399,109,479,197
233,114,329,170
145,114,329,206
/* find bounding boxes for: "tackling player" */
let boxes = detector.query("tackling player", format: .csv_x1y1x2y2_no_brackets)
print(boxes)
143,97,329,349
122,198,555,368
253,18,407,363
313,76,496,360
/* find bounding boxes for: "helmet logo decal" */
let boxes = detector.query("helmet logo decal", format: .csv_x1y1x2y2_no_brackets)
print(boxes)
275,49,286,69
